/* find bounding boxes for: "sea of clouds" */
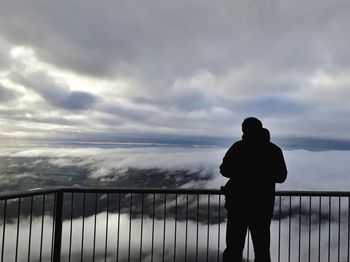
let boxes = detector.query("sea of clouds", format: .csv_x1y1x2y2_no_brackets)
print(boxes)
0,145,350,191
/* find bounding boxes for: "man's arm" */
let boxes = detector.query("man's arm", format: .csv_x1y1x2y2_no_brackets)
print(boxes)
219,142,241,178
273,147,287,183
220,153,232,178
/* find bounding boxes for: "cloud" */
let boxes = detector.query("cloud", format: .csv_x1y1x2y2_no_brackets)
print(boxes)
0,86,16,102
0,0,350,143
0,0,346,79
1,146,350,192
0,2,332,77
12,71,97,111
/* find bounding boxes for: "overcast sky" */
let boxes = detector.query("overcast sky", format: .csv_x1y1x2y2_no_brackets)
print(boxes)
0,0,350,146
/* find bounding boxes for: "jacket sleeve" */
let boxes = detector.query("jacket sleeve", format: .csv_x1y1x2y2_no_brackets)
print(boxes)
219,143,241,178
272,147,288,183
219,153,231,178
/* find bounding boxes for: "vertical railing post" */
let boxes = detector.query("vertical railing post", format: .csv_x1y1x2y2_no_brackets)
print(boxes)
53,190,64,262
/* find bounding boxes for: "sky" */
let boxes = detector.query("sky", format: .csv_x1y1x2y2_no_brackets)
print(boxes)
1,0,350,147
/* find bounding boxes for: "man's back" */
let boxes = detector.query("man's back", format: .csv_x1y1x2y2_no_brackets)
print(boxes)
220,135,287,217
221,138,286,182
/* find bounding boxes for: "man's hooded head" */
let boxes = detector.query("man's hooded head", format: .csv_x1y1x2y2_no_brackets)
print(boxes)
242,117,263,140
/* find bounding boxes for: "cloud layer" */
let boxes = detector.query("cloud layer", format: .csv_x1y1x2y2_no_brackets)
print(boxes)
1,146,350,191
0,1,350,144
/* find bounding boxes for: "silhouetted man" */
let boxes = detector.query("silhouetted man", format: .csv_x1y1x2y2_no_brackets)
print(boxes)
220,117,287,262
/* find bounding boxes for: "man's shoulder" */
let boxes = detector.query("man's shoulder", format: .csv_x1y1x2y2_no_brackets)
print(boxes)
229,140,244,148
266,141,283,152
225,140,244,153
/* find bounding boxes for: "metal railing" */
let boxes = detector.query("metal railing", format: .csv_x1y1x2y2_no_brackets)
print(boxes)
0,188,349,262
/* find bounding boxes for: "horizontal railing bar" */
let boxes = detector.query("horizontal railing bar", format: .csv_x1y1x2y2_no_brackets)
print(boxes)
0,187,60,200
60,187,222,195
1,187,350,200
275,191,350,197
61,188,350,197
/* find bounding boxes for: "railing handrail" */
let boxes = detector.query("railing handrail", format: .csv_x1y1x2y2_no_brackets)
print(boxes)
1,187,350,200
0,187,61,200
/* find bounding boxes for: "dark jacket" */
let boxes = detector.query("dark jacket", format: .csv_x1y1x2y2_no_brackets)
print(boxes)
220,136,287,218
